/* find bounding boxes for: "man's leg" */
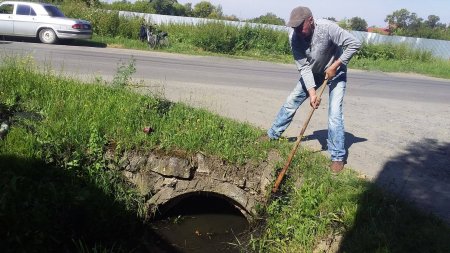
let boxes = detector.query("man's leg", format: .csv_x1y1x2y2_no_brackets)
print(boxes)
328,74,346,171
268,79,309,139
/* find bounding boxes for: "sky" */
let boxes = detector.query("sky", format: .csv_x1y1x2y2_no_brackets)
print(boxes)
177,0,450,27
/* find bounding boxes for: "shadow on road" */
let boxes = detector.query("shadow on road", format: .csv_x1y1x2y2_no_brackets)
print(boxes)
339,138,450,252
0,154,179,252
303,129,367,161
376,138,450,223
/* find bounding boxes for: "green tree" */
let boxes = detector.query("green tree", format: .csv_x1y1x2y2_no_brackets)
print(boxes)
247,12,285,26
337,18,350,30
57,0,101,7
208,4,223,19
425,15,440,28
408,12,423,30
149,0,177,15
183,3,193,17
385,8,410,29
349,16,368,31
172,2,188,16
192,1,214,18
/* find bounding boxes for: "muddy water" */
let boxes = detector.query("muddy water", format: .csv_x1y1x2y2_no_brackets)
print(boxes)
149,195,249,253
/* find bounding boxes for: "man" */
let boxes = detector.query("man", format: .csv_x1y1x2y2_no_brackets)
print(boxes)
267,6,361,173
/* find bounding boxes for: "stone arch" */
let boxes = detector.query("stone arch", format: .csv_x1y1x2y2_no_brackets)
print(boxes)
155,191,251,220
120,151,280,222
148,179,257,220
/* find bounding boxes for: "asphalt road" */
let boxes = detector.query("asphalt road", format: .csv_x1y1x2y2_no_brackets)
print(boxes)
1,41,449,223
1,41,450,102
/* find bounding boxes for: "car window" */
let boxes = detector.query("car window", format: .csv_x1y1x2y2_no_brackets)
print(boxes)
16,5,36,16
43,5,65,17
0,4,14,14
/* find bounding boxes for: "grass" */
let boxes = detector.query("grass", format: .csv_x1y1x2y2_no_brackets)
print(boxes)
351,57,450,78
1,56,449,252
0,56,278,252
251,150,450,252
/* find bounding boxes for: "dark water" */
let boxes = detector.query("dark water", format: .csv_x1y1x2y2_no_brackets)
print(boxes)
148,195,249,253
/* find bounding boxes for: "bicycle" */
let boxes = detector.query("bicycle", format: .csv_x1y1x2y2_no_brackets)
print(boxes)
146,30,169,49
139,24,169,49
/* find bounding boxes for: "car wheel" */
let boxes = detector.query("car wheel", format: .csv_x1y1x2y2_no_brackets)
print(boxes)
39,28,57,44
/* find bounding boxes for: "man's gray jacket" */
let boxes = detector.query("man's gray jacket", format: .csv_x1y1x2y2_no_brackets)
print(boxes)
289,18,361,89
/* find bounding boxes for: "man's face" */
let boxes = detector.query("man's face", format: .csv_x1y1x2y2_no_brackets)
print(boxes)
296,17,314,38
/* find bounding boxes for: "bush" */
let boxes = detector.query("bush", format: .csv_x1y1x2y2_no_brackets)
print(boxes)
192,22,239,53
235,25,290,54
60,2,143,39
355,43,434,62
161,22,290,55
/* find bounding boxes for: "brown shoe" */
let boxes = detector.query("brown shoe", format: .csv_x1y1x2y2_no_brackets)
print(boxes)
330,161,344,174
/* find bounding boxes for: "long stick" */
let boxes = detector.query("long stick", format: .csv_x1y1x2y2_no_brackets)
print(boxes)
272,77,328,193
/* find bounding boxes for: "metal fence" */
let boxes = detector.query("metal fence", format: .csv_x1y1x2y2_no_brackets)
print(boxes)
120,11,450,60
349,31,450,60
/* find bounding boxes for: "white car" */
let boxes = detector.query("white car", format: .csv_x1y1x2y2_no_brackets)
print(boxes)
0,1,92,44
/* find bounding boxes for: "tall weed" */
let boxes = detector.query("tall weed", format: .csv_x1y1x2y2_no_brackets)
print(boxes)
355,43,434,62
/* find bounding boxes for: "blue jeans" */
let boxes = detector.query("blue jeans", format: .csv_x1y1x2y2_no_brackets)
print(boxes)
267,69,347,161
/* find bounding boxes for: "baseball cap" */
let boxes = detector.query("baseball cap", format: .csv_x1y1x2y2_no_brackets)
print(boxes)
286,6,313,28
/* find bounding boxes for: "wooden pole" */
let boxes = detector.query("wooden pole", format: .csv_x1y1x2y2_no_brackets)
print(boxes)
272,77,328,193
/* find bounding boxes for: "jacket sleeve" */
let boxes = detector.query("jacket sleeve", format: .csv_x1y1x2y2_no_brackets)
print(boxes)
327,23,361,65
289,29,316,90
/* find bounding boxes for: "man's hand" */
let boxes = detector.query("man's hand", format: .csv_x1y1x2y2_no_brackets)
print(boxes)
325,67,337,79
308,88,321,109
325,59,342,80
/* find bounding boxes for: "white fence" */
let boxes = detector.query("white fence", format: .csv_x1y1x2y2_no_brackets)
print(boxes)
349,31,450,60
120,11,450,60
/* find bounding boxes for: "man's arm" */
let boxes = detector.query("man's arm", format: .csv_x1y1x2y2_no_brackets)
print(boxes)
289,29,319,108
326,23,361,79
289,29,316,90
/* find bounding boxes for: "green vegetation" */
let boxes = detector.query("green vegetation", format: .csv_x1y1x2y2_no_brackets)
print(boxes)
1,57,450,252
61,2,143,40
349,16,368,31
99,0,239,21
253,154,450,252
352,43,450,78
0,56,271,251
386,9,450,40
246,12,286,26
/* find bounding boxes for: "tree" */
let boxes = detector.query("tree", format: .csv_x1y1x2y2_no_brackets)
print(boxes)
325,17,337,22
425,15,440,28
385,8,410,29
172,2,187,16
149,0,178,15
183,3,193,17
337,19,350,30
349,17,368,31
208,4,223,19
408,12,423,30
247,12,285,26
192,1,215,18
